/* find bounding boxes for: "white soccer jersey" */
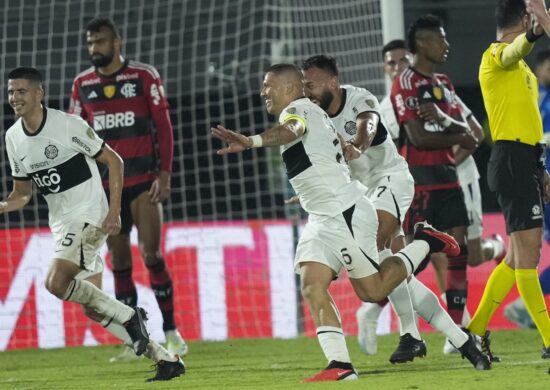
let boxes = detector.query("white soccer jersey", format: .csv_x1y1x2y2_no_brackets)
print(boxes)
278,98,367,216
5,107,108,233
379,94,400,140
330,85,409,186
455,95,480,185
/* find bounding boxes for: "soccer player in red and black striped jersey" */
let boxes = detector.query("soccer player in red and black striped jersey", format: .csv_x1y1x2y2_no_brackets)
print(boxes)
69,18,187,361
390,15,479,330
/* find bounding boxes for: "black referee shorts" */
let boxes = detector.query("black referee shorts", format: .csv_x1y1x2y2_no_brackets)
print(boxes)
488,140,545,234
403,186,470,235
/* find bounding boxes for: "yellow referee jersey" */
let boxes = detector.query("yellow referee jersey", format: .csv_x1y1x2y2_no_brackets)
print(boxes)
479,38,543,146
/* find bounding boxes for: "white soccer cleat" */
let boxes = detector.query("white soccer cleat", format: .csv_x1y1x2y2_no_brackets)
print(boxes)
165,329,189,356
443,337,460,354
356,303,379,355
109,344,143,363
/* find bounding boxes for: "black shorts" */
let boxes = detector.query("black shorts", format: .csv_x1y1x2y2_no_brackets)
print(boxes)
403,187,469,235
106,181,152,235
488,141,544,234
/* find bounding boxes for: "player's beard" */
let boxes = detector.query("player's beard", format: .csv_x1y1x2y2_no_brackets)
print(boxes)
316,90,333,111
90,52,114,67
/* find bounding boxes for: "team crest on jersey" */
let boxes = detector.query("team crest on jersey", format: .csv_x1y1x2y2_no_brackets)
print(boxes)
44,145,58,159
86,127,96,139
344,121,357,135
103,85,116,98
120,82,137,98
365,99,375,109
432,86,443,101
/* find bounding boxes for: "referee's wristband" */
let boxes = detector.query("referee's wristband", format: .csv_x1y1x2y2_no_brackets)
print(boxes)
526,28,544,43
248,135,263,148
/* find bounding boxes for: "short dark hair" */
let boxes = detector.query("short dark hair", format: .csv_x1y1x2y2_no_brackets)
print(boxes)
266,63,302,77
382,39,407,56
86,17,121,38
301,55,339,76
495,0,526,30
536,50,550,67
7,67,43,84
407,14,443,54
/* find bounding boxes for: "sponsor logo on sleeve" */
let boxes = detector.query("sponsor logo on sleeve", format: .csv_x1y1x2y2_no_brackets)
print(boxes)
150,84,161,105
86,127,96,139
72,137,92,154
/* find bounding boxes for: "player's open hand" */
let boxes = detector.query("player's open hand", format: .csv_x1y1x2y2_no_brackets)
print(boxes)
101,210,121,235
211,125,252,155
149,171,171,203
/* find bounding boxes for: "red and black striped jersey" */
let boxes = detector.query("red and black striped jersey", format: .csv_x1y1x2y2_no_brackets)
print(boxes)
391,67,462,191
69,59,174,188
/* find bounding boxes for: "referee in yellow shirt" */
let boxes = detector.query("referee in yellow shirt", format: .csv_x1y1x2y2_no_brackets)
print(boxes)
466,0,550,361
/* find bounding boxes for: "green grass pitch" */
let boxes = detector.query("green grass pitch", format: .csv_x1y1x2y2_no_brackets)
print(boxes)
1,329,549,389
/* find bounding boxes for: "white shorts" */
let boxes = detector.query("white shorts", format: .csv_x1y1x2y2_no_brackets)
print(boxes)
366,171,414,237
53,222,107,280
295,196,379,279
461,179,483,240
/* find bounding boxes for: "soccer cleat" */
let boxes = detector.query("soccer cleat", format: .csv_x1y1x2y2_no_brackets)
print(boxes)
389,333,427,364
457,331,491,370
146,355,185,382
443,337,460,354
356,304,379,355
302,361,358,382
542,346,550,359
504,299,535,329
413,221,460,257
109,344,143,363
124,307,150,356
165,329,189,356
490,234,506,263
480,330,501,363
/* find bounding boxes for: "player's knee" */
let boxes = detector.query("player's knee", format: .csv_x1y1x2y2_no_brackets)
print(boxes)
142,250,162,266
44,276,69,299
300,283,326,303
354,284,383,302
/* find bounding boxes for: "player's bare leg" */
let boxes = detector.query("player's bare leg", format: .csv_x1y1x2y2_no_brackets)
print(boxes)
132,190,188,356
301,262,358,382
45,258,149,355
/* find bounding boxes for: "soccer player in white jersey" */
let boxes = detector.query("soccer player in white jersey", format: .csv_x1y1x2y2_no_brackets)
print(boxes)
211,63,489,381
301,55,492,369
2,67,184,382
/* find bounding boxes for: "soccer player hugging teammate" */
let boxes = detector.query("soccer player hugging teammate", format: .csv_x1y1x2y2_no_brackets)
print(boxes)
212,63,487,381
2,67,183,382
391,15,478,336
68,18,188,363
301,55,489,370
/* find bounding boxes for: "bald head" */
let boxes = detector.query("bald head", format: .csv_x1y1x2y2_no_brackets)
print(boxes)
261,63,305,116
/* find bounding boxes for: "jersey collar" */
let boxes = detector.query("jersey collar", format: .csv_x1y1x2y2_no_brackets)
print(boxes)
22,106,47,137
95,59,129,79
329,88,347,118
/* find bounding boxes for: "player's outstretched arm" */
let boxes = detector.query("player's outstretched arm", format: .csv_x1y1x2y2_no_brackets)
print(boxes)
351,112,378,153
212,120,302,154
95,144,123,235
0,180,33,214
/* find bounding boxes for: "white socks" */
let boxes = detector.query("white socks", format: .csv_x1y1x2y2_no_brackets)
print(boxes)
317,326,351,363
389,280,421,340
101,317,176,362
64,279,134,324
394,241,430,275
408,276,468,348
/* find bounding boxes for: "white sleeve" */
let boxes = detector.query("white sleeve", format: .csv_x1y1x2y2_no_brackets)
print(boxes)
454,94,472,120
5,134,29,180
66,114,105,157
379,95,400,140
278,103,308,136
347,88,380,116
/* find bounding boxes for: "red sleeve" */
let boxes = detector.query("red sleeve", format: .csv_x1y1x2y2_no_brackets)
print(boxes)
145,70,174,173
68,78,87,121
390,75,419,124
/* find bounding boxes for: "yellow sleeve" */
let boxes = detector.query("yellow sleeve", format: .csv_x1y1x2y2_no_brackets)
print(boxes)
492,33,534,69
